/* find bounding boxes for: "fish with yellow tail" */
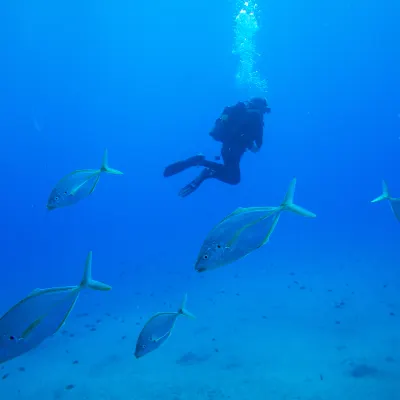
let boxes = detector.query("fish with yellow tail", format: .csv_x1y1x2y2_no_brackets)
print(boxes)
47,149,123,210
195,178,316,272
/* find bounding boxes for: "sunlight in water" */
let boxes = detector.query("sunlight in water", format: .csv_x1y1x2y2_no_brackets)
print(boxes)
233,0,268,96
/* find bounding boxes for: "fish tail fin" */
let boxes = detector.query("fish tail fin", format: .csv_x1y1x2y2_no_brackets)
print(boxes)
280,177,317,218
80,251,112,291
371,180,391,203
178,293,196,319
100,149,123,175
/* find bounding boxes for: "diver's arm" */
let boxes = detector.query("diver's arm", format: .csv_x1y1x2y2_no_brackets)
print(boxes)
254,131,263,149
252,115,264,150
249,142,260,153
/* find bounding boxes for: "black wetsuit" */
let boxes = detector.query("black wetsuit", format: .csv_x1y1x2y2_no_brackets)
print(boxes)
164,100,268,197
204,101,264,184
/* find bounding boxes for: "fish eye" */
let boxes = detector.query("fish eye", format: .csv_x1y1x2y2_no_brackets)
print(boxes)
217,244,221,249
55,196,59,201
9,336,15,341
141,344,146,349
203,254,208,260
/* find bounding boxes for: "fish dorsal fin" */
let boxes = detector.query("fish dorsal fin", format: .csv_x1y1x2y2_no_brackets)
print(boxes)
28,286,77,297
146,311,176,325
217,207,277,228
25,286,77,301
60,169,94,183
230,207,247,216
245,206,277,213
210,208,248,234
151,311,177,319
219,207,247,223
0,286,76,330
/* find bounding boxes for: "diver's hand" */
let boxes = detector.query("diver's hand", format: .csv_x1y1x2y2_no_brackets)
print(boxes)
249,143,260,153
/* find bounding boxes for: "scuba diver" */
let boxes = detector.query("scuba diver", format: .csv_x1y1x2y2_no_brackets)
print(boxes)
163,97,271,198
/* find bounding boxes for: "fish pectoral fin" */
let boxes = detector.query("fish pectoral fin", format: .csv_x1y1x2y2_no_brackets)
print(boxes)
151,331,170,343
21,318,43,339
21,288,80,339
70,182,87,196
150,335,161,343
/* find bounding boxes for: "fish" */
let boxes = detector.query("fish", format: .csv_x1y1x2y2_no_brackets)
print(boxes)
0,251,111,364
46,149,123,210
134,294,195,359
195,178,316,272
371,180,400,222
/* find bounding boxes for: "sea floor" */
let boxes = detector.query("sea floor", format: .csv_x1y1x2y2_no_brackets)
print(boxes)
1,249,399,400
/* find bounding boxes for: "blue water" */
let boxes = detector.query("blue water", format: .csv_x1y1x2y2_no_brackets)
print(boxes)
0,0,399,399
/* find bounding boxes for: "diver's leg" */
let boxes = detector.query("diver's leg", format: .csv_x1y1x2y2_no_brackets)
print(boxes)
207,163,240,185
193,157,240,183
163,154,206,177
164,153,231,178
178,168,215,198
178,163,240,198
214,145,241,185
197,159,225,169
217,164,241,185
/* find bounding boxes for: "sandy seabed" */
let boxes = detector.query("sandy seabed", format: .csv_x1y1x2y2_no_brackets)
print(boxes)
1,253,399,400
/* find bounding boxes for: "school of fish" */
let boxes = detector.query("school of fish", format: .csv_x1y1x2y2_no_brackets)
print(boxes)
0,150,397,362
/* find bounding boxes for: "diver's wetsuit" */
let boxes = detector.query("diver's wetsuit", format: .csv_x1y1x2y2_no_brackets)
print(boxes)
164,98,270,197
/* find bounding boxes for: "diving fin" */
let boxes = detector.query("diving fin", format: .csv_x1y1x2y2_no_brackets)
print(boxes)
164,155,205,177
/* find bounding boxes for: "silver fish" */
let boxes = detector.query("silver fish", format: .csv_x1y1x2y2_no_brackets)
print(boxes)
195,178,316,272
0,252,111,364
371,180,400,222
134,294,195,359
47,149,123,210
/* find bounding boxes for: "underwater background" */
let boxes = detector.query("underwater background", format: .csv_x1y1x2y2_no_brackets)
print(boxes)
1,0,399,399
